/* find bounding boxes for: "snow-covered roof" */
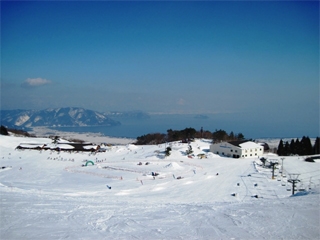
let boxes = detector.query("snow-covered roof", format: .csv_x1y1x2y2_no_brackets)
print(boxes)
53,144,74,149
228,140,262,149
238,141,263,149
18,144,45,149
83,145,97,150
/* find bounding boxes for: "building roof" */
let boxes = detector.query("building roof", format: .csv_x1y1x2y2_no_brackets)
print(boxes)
228,140,262,149
228,140,249,147
17,142,97,151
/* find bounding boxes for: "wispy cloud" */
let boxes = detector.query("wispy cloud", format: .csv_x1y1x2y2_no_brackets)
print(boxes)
21,78,51,88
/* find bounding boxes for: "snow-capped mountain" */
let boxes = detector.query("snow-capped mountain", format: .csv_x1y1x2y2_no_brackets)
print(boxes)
0,107,120,128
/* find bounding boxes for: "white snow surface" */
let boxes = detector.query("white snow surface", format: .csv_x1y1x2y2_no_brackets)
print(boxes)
0,135,319,239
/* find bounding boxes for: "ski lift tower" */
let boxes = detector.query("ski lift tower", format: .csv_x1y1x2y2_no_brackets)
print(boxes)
288,173,300,195
280,157,285,177
269,160,278,179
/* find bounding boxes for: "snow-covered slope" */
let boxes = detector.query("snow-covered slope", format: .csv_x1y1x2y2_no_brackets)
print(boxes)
0,135,319,239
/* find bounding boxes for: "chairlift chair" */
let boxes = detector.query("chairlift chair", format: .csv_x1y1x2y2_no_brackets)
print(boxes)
298,182,306,191
286,183,291,191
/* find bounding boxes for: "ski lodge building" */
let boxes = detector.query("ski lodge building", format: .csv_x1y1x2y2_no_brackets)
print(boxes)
210,140,264,158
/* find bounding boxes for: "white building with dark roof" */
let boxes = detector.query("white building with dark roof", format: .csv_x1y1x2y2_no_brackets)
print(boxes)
210,140,264,158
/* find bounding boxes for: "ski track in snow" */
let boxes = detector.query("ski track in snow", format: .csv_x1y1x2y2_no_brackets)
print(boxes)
0,136,319,239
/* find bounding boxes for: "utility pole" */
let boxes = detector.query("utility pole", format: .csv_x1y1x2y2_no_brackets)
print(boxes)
270,160,278,179
280,157,285,177
288,173,300,195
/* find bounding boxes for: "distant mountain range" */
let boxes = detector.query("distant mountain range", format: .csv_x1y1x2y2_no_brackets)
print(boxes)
0,107,149,129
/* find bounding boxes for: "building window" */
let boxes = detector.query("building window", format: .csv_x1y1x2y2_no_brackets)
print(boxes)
230,149,233,152
216,151,219,154
235,150,237,152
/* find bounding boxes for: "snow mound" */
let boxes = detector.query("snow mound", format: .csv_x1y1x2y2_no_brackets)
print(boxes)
127,144,138,150
164,162,183,169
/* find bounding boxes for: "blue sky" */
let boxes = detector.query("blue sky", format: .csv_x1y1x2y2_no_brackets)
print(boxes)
1,1,319,133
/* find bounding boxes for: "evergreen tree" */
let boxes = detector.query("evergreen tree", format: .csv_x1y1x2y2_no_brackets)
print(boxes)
314,137,320,154
212,129,228,142
52,136,60,144
277,139,284,156
186,144,193,155
290,139,296,155
305,136,313,155
278,137,318,156
182,127,196,140
166,128,196,142
165,147,172,157
295,138,301,155
0,125,9,135
284,141,290,156
237,133,245,140
301,136,313,155
300,136,307,155
229,131,235,140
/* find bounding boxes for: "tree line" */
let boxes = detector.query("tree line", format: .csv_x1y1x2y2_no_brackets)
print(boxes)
135,128,245,145
277,136,320,156
0,125,35,137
